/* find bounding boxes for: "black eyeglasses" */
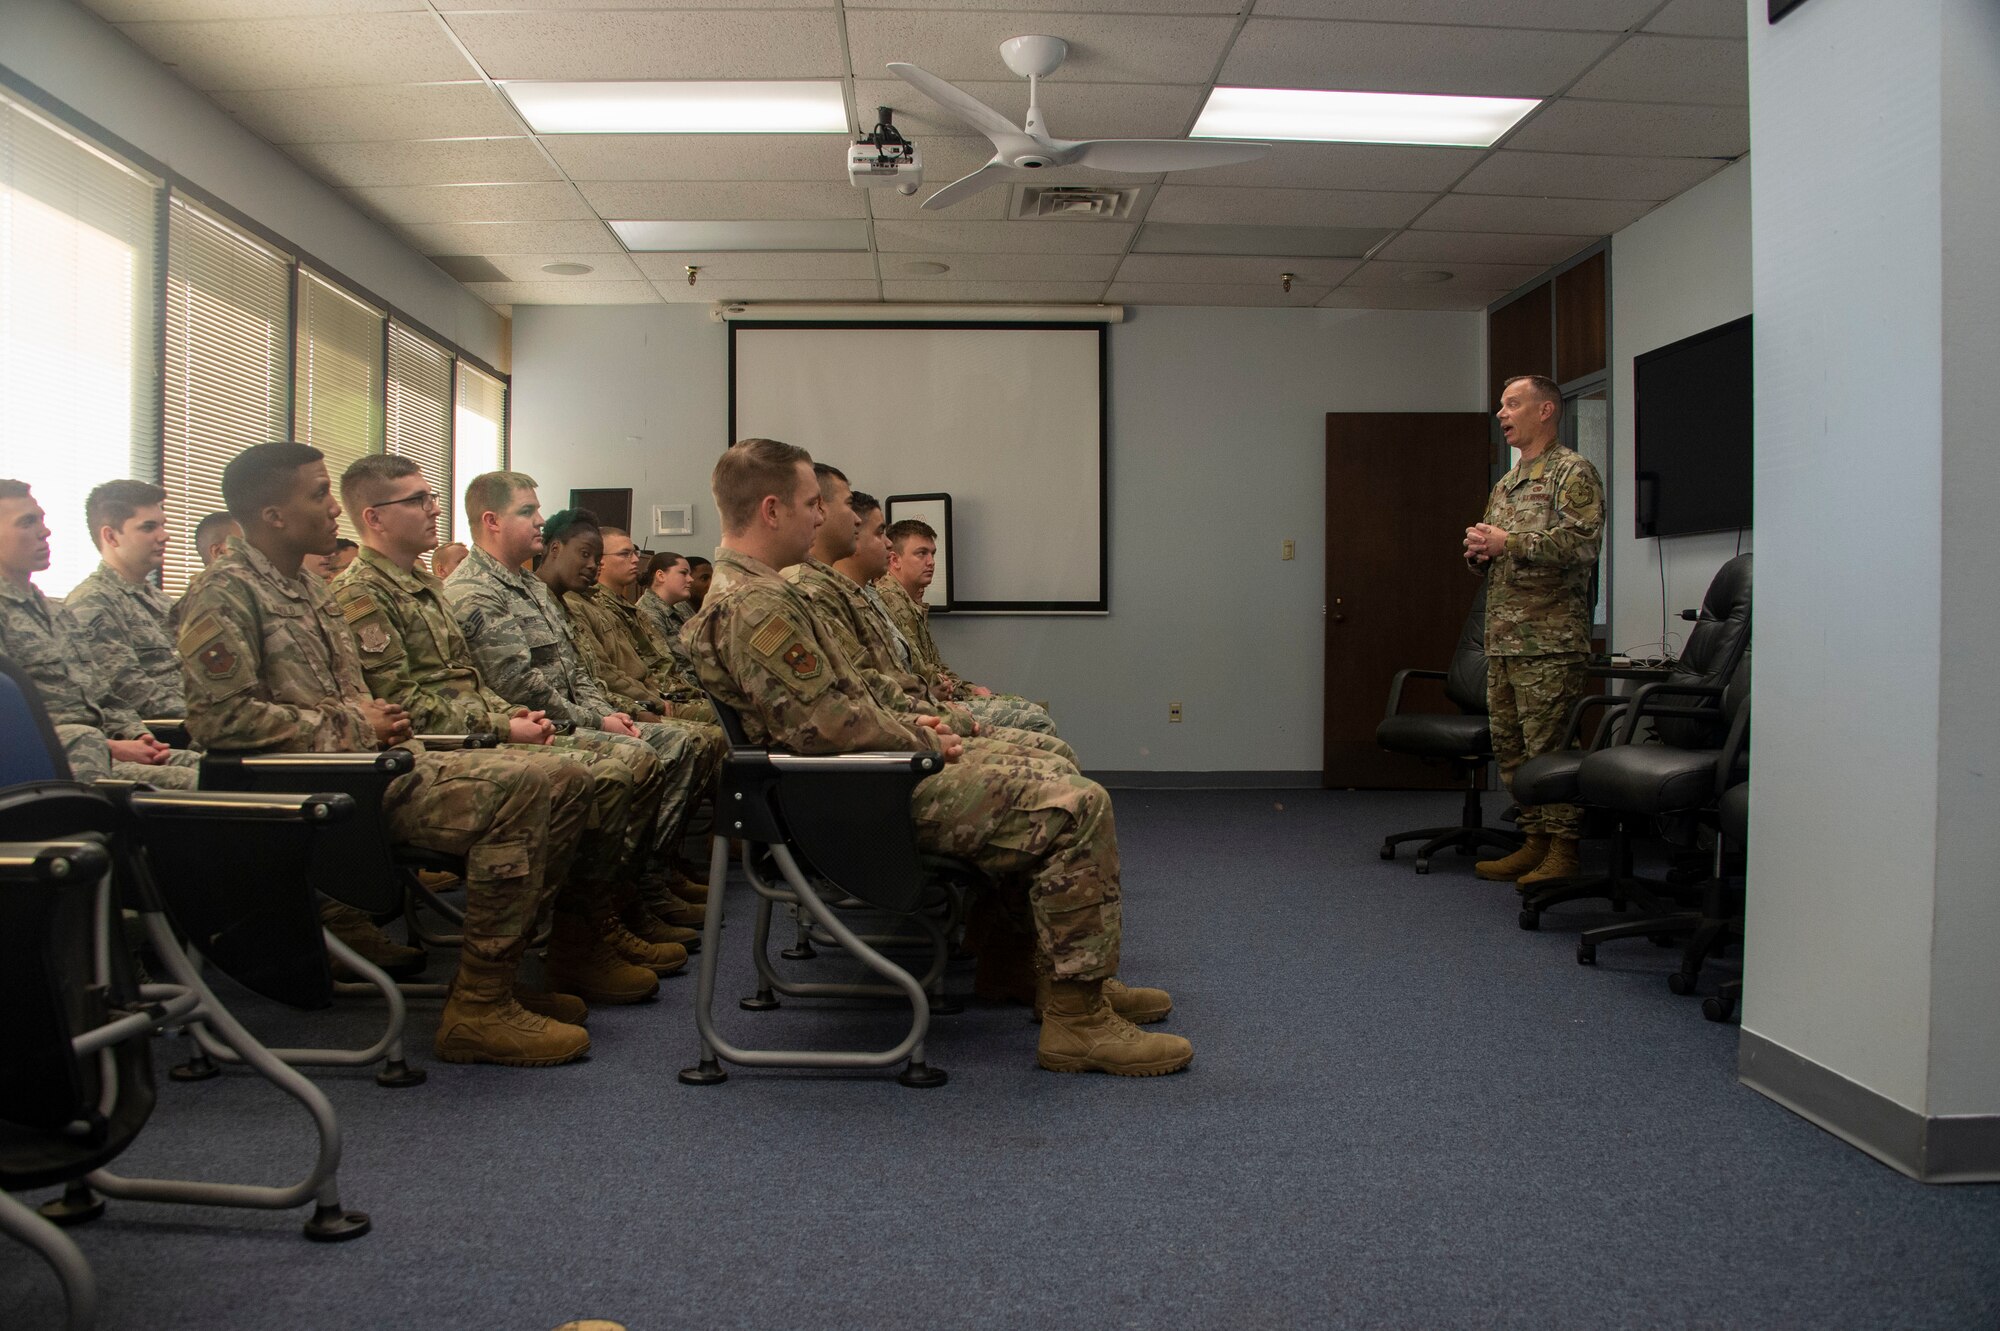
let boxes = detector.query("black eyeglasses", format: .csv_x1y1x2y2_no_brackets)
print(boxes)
372,491,437,512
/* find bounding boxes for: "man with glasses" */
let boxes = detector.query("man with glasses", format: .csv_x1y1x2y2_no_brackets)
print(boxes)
577,526,717,727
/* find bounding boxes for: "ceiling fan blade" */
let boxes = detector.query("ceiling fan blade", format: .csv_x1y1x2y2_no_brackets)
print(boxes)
921,160,1010,211
1068,139,1272,173
886,62,1021,144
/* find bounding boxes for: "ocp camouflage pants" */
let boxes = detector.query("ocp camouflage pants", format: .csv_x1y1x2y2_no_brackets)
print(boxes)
506,731,665,896
911,765,1121,981
621,717,727,854
962,694,1061,738
1488,651,1590,837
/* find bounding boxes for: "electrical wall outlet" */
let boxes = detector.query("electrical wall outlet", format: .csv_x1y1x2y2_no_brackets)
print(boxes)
1282,539,1295,561
1168,702,1183,722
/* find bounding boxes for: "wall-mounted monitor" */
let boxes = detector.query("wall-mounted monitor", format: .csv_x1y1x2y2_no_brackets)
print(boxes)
1633,314,1753,539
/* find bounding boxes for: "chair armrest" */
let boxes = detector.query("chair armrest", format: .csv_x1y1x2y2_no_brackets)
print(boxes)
142,718,191,748
1558,693,1628,749
412,732,500,751
125,788,355,825
1714,701,1751,789
0,839,110,883
767,752,946,777
1617,681,1727,744
1383,668,1447,722
202,748,416,777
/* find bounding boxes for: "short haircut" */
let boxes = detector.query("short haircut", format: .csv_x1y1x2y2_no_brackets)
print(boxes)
812,462,848,487
85,479,167,546
541,507,600,549
194,510,238,551
886,518,937,552
643,551,686,585
1502,374,1565,419
0,479,30,503
712,438,813,533
333,537,358,553
600,526,630,541
686,555,712,572
223,442,323,521
464,470,537,532
341,452,422,513
848,490,881,521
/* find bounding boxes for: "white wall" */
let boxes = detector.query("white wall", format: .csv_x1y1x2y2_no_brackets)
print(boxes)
0,0,505,367
509,302,1486,774
1606,158,1752,657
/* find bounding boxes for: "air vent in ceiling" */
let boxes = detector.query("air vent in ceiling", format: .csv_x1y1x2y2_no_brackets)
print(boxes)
1010,185,1143,221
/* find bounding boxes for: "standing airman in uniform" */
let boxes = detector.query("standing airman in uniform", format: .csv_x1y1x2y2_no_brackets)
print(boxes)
689,438,1190,1077
1465,374,1606,889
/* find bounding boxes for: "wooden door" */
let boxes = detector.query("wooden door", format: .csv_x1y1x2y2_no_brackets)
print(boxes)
1323,412,1495,788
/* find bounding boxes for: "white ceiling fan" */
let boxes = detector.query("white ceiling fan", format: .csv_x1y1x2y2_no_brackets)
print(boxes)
887,35,1271,211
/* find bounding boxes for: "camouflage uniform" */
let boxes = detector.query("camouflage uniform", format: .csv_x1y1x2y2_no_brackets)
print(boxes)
330,545,667,891
1478,443,1604,837
638,596,697,678
596,585,719,726
786,559,1076,765
0,574,199,787
59,562,184,720
870,574,1061,736
443,545,716,850
176,538,591,945
690,548,1121,979
566,585,718,727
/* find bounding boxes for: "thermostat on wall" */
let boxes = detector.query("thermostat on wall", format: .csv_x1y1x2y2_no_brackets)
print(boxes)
653,504,692,538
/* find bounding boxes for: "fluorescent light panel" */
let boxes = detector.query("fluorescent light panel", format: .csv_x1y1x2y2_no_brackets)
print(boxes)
1191,88,1539,148
503,81,849,134
611,220,871,252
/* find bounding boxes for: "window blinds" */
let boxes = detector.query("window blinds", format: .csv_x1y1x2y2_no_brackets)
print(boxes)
386,321,455,545
294,267,383,538
161,198,291,595
453,362,508,531
0,91,161,598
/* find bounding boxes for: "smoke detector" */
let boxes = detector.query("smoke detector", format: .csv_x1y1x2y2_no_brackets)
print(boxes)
1009,185,1143,220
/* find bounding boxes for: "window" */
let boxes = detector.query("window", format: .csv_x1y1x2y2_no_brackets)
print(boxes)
294,267,383,537
385,321,455,545
161,198,291,594
453,362,508,532
0,91,161,598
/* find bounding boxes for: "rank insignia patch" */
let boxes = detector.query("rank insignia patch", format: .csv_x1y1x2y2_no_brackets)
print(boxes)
198,641,237,677
781,641,821,680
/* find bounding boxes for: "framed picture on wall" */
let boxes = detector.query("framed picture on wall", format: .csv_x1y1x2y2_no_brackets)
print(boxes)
884,492,953,612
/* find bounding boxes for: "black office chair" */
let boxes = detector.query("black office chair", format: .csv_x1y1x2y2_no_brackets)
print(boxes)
1375,584,1522,873
679,693,985,1089
1514,553,1752,929
1705,779,1749,1022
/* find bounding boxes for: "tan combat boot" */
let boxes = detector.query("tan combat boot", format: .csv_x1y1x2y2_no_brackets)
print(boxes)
321,899,427,979
543,912,662,1004
1032,974,1173,1024
620,890,701,950
435,947,590,1067
1474,834,1550,883
1037,979,1193,1077
1515,836,1581,890
639,874,707,929
600,909,689,976
514,987,588,1025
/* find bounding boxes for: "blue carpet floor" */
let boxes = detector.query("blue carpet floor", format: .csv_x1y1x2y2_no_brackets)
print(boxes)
6,788,2000,1330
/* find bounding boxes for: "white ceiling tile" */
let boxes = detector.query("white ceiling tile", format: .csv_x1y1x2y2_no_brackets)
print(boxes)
882,280,1109,302
86,0,412,20
1147,185,1434,228
345,181,596,224
1134,221,1388,255
442,252,645,282
1502,98,1748,158
393,218,626,254
879,252,1119,281
867,183,1010,221
1374,229,1596,266
656,279,882,303
114,13,475,90
1413,192,1651,234
1114,253,1360,285
1567,35,1747,106
445,10,846,80
1318,286,1502,310
466,280,661,304
1104,281,1330,307
852,80,1205,140
845,12,1239,84
1249,0,1655,29
1219,19,1618,97
874,219,1136,253
1342,259,1542,289
580,181,866,219
542,134,846,183
852,0,1237,13
210,82,524,145
1188,141,1481,192
1455,150,1725,201
633,252,878,281
1644,0,1748,38
285,137,560,188
440,0,827,9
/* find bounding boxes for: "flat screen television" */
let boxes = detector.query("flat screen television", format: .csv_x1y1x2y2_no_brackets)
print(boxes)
1633,314,1753,538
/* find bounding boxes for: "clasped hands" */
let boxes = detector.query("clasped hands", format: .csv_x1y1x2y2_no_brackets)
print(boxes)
1463,522,1509,563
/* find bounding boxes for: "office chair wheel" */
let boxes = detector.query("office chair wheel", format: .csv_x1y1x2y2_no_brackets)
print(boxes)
1517,909,1540,931
897,1059,948,1089
678,1056,728,1086
374,1058,428,1088
303,1204,372,1242
1414,857,1431,875
1703,993,1737,1023
739,990,780,1011
39,1182,105,1227
781,942,818,960
1379,842,1395,860
171,1049,221,1081
1576,942,1595,965
1667,970,1697,996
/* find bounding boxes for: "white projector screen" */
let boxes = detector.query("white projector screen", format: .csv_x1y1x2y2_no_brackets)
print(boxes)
730,322,1107,612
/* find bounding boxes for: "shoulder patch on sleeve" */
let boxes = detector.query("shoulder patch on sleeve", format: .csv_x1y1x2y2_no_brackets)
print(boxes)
177,609,224,656
460,607,486,641
340,593,379,623
749,616,791,658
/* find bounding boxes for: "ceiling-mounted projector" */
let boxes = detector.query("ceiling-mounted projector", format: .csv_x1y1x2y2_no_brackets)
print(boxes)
848,106,924,196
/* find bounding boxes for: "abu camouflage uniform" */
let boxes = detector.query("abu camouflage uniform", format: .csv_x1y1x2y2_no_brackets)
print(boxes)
443,545,716,850
59,561,185,721
177,538,590,946
689,547,1122,980
0,574,198,787
867,576,1061,738
786,559,1076,766
1478,443,1605,837
331,545,667,891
